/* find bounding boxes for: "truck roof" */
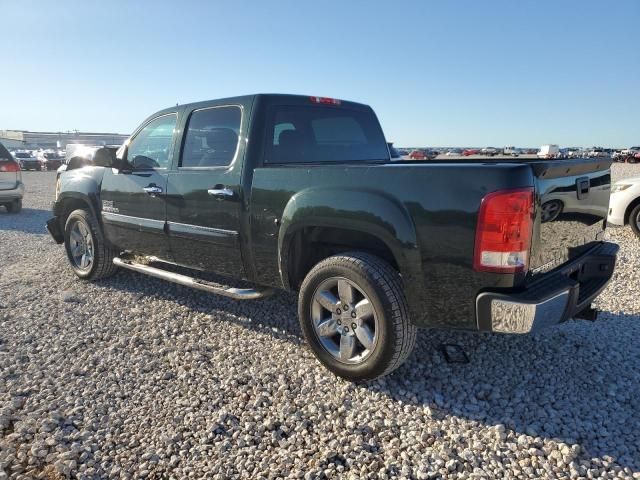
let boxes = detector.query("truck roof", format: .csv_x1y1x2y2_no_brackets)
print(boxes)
151,94,371,119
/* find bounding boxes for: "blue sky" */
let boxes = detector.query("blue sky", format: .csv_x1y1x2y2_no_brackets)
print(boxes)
2,0,638,147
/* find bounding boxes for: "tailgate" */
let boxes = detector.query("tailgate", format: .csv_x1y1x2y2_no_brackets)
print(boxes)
529,158,611,278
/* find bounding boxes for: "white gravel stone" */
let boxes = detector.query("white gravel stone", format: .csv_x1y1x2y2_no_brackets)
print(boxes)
0,167,639,479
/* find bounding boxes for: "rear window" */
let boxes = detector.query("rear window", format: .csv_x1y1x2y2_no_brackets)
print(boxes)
264,106,388,164
15,152,31,158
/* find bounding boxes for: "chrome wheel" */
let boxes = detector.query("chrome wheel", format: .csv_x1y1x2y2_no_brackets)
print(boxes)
69,220,94,270
541,200,562,222
311,277,379,364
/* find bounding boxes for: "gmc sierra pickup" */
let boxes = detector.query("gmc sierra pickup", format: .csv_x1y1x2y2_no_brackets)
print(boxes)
47,94,618,380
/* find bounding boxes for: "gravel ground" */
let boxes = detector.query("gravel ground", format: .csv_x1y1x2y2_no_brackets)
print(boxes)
0,166,639,480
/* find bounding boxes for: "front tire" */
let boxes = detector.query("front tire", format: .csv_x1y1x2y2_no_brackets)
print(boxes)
64,209,119,280
298,252,416,381
630,204,640,239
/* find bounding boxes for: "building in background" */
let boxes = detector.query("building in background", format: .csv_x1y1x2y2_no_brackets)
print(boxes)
0,130,129,149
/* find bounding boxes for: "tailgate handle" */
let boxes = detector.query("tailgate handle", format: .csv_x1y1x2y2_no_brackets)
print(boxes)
576,177,590,200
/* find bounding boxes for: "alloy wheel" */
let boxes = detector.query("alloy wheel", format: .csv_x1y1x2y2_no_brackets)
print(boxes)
311,277,379,364
69,220,94,270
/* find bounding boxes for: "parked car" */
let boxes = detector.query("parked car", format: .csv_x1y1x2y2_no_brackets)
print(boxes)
462,148,480,156
14,151,41,171
481,147,499,156
566,148,582,159
38,151,65,170
503,146,519,156
0,143,24,213
445,149,463,156
422,149,438,160
608,177,640,238
537,144,560,159
408,149,427,160
588,147,610,159
47,94,618,381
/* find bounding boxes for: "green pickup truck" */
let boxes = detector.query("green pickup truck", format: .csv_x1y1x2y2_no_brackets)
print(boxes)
47,94,617,380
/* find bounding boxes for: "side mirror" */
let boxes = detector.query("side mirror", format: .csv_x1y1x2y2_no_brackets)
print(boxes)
93,147,119,168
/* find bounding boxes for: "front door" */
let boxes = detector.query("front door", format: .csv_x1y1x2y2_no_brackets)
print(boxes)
166,105,245,278
101,113,178,260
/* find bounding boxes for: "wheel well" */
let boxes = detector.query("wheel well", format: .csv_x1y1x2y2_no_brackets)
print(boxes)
287,226,398,290
58,198,93,229
624,197,640,224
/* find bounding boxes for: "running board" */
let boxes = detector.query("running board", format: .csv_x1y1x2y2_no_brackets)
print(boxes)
113,257,274,300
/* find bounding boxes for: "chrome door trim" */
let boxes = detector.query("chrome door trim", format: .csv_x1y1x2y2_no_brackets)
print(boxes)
167,221,238,246
101,211,166,233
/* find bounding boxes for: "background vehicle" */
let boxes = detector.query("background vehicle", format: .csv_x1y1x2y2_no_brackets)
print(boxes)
38,151,65,170
408,149,427,160
608,177,640,238
537,144,560,159
48,94,618,381
13,151,41,170
503,146,519,156
481,147,499,156
588,147,610,159
0,143,24,213
445,148,463,156
462,148,479,156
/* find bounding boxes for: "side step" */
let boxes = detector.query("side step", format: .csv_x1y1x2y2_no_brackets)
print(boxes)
113,257,274,300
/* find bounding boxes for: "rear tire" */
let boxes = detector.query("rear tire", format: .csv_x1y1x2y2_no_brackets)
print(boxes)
64,209,119,280
5,199,22,214
298,252,416,381
630,204,640,239
541,200,563,223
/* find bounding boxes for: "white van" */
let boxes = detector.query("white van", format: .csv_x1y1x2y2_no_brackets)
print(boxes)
537,144,560,159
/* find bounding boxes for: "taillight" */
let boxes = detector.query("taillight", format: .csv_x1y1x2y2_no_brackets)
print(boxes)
310,96,341,105
0,161,20,172
473,188,534,273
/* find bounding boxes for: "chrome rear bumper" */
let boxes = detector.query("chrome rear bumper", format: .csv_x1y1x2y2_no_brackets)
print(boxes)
476,242,618,333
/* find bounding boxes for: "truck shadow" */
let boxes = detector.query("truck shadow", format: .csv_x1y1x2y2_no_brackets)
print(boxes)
0,207,49,235
372,314,640,472
97,272,639,472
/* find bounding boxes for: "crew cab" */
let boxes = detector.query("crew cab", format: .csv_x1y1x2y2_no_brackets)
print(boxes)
47,94,618,380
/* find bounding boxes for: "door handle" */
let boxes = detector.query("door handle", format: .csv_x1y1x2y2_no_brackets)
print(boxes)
143,185,163,195
207,187,235,200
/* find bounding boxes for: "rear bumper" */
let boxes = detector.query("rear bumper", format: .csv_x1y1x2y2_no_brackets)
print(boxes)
476,242,618,333
0,182,25,201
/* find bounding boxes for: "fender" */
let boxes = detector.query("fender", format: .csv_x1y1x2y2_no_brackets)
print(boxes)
277,186,426,319
53,166,106,223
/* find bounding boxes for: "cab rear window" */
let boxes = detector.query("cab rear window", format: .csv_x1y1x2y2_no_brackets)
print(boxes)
264,106,388,164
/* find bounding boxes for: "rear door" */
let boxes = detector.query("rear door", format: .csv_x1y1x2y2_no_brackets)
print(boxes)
100,112,178,260
165,104,245,277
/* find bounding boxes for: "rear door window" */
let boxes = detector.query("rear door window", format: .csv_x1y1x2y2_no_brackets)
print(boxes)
264,106,388,164
180,106,241,168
